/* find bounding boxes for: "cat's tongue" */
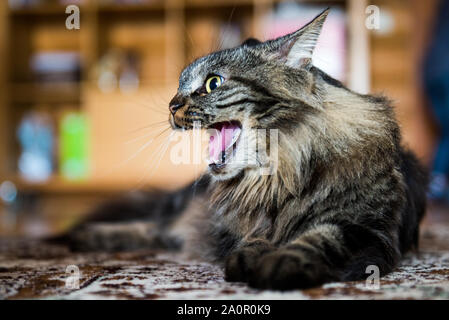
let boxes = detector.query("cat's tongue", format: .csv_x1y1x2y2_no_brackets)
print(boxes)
209,123,241,164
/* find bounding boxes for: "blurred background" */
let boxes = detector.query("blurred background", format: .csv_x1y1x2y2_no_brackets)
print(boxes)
0,0,444,237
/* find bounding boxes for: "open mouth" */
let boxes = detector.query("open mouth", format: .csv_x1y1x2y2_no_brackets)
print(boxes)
208,121,242,172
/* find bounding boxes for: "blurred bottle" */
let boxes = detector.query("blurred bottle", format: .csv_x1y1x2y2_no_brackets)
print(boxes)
17,111,54,182
119,51,140,94
59,112,89,180
8,0,42,9
95,49,140,94
30,51,81,83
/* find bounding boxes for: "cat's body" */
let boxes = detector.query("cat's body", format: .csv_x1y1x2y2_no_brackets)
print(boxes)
61,10,427,290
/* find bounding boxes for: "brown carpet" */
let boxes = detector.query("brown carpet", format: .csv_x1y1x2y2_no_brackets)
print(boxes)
1,204,449,300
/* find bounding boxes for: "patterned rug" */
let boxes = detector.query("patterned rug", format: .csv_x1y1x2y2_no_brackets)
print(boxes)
1,206,449,300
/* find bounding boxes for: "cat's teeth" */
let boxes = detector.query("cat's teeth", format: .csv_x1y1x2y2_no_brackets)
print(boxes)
208,123,241,165
226,127,241,152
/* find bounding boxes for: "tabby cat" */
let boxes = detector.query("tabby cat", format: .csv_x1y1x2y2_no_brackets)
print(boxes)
62,10,427,290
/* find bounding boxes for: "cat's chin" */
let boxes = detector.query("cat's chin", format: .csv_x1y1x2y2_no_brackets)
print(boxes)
208,164,245,181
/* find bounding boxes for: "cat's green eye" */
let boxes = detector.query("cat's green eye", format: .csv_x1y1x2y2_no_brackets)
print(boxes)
205,75,223,93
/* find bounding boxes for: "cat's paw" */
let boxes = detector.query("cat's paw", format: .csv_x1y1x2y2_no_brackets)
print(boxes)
224,240,274,283
248,250,332,290
225,248,259,282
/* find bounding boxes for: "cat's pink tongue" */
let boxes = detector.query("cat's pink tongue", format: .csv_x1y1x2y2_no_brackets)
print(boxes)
209,123,241,164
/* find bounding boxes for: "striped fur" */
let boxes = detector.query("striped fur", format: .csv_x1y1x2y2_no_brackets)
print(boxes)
63,10,427,290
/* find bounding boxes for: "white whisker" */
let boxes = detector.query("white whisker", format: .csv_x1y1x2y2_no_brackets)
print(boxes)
127,121,169,134
132,131,174,189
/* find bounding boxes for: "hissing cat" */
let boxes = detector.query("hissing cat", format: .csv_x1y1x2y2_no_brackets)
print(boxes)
64,10,427,290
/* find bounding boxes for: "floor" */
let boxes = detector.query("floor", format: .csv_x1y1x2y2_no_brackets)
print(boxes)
1,204,449,300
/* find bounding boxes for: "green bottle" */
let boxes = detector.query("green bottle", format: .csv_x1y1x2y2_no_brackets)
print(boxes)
60,112,89,180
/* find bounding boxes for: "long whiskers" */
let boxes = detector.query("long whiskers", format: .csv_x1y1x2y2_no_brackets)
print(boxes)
216,5,237,51
126,121,169,135
125,125,171,145
127,99,168,116
132,130,175,190
106,126,172,176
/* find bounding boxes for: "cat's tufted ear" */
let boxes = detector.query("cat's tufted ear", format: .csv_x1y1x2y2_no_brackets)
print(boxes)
265,8,329,69
241,38,262,47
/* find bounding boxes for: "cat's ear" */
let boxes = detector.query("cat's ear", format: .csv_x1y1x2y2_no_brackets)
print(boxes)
266,8,329,69
241,38,262,47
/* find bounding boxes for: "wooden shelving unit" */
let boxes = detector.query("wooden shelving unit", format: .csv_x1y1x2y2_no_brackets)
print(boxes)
0,0,364,194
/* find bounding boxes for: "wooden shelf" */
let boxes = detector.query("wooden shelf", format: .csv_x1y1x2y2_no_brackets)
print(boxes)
185,0,254,8
8,0,254,16
1,0,360,195
98,2,165,13
10,175,144,194
9,4,87,16
10,82,82,105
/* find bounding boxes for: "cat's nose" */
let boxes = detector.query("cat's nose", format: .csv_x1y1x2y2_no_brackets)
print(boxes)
169,94,186,115
169,103,184,115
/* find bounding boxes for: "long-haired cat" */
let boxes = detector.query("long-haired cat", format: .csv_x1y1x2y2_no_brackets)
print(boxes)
60,10,427,290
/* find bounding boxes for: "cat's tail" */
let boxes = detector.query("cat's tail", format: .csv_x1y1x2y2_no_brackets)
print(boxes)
398,148,428,253
46,175,210,252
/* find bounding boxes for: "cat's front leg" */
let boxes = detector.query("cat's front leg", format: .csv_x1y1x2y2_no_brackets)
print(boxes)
248,223,399,290
248,247,337,290
224,239,275,283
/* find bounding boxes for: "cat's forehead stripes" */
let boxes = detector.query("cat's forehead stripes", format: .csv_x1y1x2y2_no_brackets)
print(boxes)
178,48,250,94
179,58,205,93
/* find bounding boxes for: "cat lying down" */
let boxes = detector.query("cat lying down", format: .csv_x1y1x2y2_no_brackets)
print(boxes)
57,9,427,290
